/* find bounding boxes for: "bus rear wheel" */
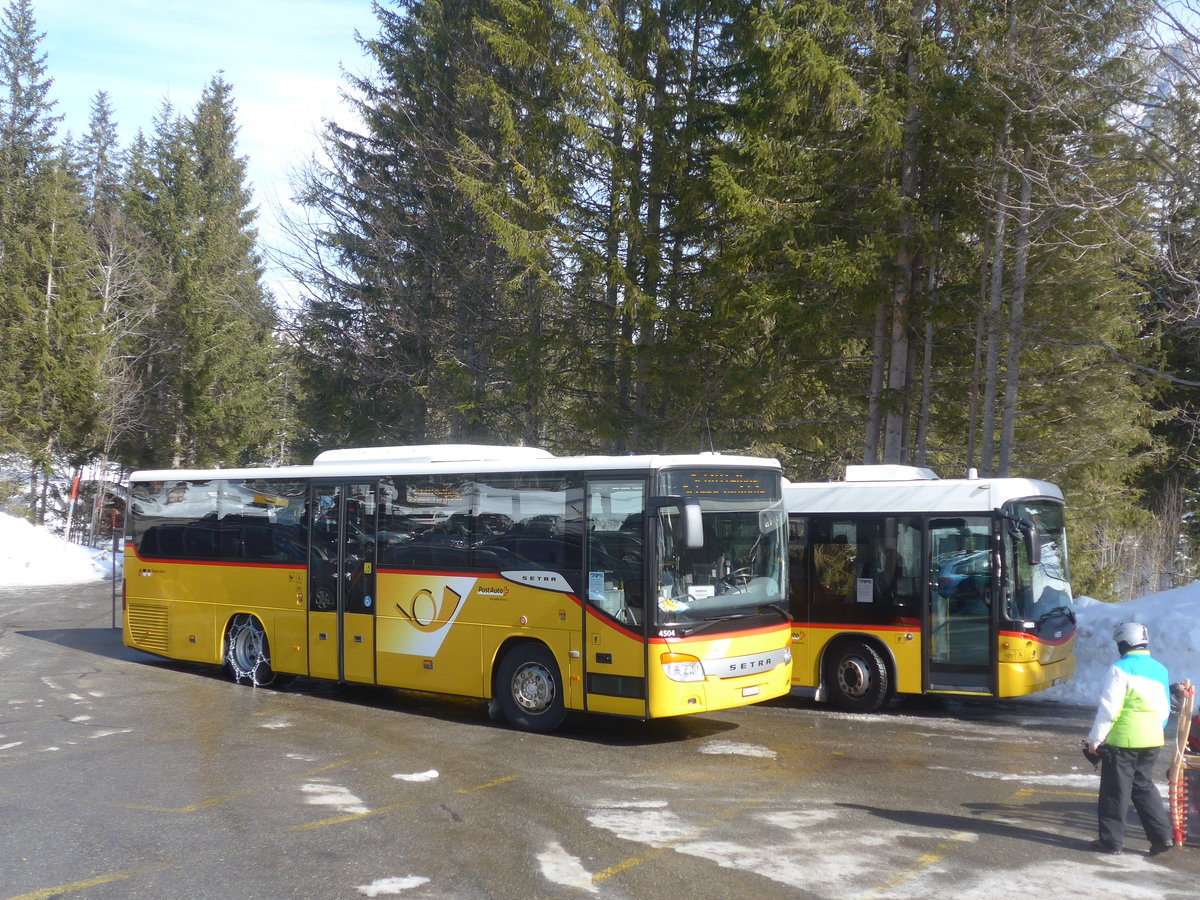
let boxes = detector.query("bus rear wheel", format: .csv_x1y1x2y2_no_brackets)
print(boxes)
224,614,281,687
824,640,891,713
494,643,566,733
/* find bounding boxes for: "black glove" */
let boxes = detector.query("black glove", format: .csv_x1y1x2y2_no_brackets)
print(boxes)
1080,739,1101,768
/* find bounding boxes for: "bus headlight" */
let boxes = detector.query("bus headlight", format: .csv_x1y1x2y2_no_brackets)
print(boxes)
661,652,705,683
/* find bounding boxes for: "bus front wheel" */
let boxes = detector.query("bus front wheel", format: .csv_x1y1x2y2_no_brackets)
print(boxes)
224,614,280,687
494,643,566,733
823,641,891,713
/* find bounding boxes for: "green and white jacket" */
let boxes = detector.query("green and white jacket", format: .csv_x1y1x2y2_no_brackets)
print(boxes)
1087,648,1171,749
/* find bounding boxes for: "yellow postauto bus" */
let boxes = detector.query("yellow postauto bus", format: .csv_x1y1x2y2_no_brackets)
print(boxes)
785,465,1074,712
124,445,792,731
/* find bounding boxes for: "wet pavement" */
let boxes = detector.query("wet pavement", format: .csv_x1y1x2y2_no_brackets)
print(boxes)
2,581,1199,898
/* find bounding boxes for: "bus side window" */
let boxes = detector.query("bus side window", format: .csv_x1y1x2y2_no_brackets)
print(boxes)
585,479,646,624
475,472,586,596
787,517,808,620
811,533,857,610
876,518,922,609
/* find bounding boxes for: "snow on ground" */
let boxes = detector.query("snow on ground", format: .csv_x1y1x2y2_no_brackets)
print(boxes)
0,512,118,586
1,510,1196,704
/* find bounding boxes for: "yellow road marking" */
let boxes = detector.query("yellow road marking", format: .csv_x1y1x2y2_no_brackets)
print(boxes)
289,774,518,832
4,862,174,900
455,775,519,794
592,847,671,885
860,784,1098,897
861,833,974,898
7,771,520,895
591,786,789,888
286,797,425,832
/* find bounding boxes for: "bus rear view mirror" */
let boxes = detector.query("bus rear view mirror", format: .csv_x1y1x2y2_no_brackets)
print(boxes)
1007,515,1040,566
1023,520,1040,566
682,498,703,549
649,496,705,550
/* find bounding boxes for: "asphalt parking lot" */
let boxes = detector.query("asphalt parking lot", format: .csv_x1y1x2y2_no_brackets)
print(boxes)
3,580,1200,899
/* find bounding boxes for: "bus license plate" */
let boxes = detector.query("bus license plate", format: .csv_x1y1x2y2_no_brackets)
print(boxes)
742,686,760,698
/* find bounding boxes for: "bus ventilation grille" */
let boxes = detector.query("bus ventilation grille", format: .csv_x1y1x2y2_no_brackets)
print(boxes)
127,604,169,654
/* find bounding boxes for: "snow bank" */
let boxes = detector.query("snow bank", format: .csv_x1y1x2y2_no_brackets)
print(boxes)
0,512,117,586
1033,585,1200,707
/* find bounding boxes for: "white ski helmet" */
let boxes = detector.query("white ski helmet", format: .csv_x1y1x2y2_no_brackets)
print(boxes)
1113,622,1149,648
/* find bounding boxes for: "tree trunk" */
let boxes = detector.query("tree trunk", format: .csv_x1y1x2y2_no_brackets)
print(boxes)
979,0,1019,476
998,143,1034,475
882,0,926,464
979,139,1011,476
864,302,889,464
915,316,934,466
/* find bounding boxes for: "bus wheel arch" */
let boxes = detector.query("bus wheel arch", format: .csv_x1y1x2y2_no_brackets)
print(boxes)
821,637,893,713
491,639,567,733
223,613,283,688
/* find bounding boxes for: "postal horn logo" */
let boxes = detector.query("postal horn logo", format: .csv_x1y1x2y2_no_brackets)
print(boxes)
397,585,465,632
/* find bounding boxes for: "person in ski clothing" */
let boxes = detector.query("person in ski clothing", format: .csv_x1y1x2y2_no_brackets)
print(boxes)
1085,622,1174,856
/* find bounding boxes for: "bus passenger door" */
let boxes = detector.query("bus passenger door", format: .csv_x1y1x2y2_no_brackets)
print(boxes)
308,482,378,684
583,478,649,717
926,518,992,694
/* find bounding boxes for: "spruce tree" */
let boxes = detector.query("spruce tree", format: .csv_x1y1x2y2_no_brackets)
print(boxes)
292,0,548,451
0,0,57,453
0,0,57,190
0,0,102,521
78,90,120,215
124,79,279,467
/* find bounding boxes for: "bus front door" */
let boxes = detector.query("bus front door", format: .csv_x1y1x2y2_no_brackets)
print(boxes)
583,477,649,717
308,482,378,683
926,518,992,695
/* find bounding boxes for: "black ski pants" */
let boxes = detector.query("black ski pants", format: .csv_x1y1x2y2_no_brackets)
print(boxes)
1097,745,1173,850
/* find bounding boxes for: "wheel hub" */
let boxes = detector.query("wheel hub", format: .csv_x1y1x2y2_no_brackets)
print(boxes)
512,662,554,713
836,657,869,698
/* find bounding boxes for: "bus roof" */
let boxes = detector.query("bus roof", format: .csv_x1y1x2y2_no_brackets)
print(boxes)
784,465,1063,515
312,444,555,466
129,446,782,483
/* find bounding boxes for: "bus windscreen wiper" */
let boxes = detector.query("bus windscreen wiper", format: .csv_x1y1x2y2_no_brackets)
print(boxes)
661,613,756,636
1038,605,1075,624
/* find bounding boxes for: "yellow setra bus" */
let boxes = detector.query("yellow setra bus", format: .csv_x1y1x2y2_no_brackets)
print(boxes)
123,445,792,731
786,465,1075,712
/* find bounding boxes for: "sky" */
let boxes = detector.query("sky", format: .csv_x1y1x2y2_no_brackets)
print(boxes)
4,509,1199,714
35,0,383,305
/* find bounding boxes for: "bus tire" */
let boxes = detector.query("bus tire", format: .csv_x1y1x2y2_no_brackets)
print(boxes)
224,614,282,688
494,643,566,733
823,640,891,713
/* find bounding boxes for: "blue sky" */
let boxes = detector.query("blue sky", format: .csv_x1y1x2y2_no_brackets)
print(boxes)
36,0,383,302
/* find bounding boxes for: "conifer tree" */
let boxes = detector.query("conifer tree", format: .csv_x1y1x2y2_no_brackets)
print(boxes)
0,0,57,190
78,97,166,482
78,90,120,215
0,0,56,453
124,79,279,467
292,0,552,451
0,0,102,520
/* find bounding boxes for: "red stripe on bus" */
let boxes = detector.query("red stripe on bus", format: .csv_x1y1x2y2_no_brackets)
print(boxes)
129,552,304,572
584,605,641,639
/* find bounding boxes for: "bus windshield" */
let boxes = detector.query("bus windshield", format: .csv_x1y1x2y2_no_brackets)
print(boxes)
654,469,787,625
1004,499,1072,622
